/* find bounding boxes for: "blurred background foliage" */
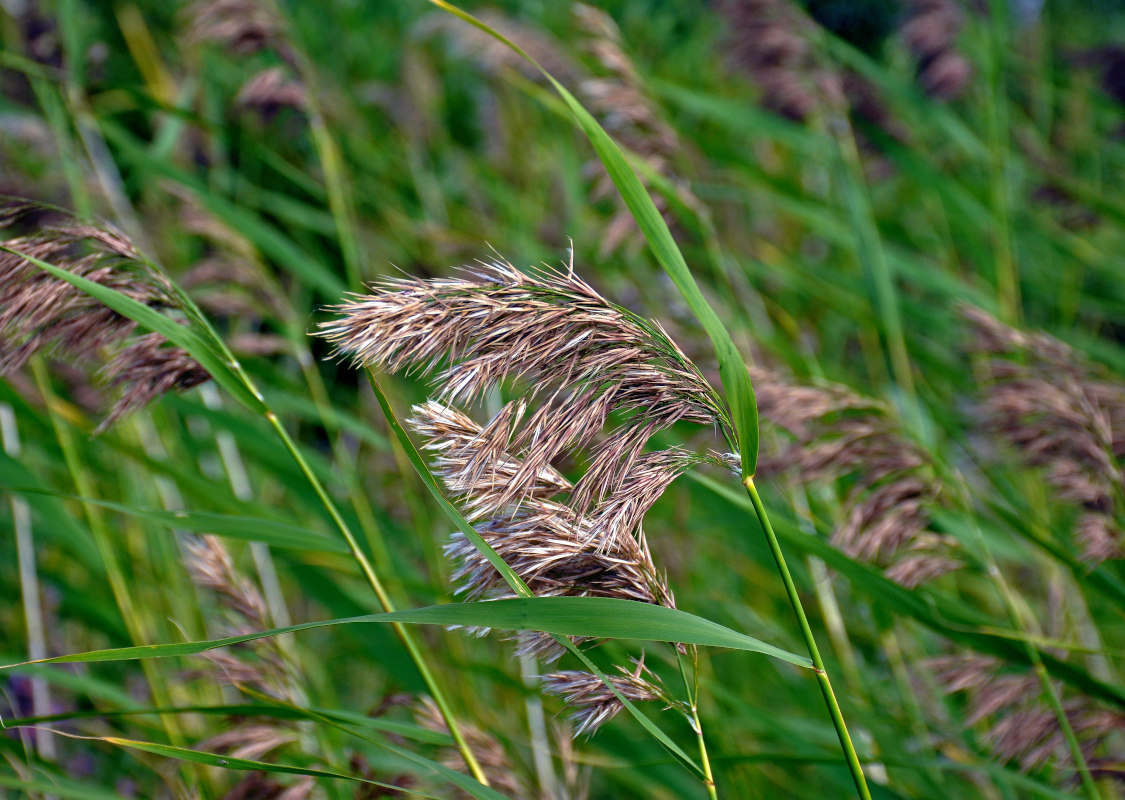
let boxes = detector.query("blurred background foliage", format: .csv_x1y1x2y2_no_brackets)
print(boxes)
3,0,1125,797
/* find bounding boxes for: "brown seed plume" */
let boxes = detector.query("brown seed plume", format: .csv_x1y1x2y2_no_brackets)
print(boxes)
753,366,960,586
235,67,308,116
571,4,697,257
413,696,529,799
321,253,728,731
0,202,211,427
411,398,682,663
185,535,295,702
900,0,972,100
540,656,669,737
722,0,845,122
930,654,1125,775
319,255,735,512
963,306,1125,562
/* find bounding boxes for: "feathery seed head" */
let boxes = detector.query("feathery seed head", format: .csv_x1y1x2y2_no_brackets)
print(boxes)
753,366,960,584
963,306,1125,562
324,254,724,728
930,654,1125,774
0,202,212,427
540,657,669,737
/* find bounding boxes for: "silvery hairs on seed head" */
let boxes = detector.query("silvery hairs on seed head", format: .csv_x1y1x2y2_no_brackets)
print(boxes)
318,250,735,730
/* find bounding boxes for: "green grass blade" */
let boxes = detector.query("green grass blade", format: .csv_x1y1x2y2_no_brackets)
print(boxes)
4,596,810,668
0,245,266,415
428,0,759,475
0,487,348,553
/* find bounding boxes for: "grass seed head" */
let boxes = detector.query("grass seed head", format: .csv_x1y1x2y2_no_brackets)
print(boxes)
0,203,212,427
540,656,667,737
964,305,1125,562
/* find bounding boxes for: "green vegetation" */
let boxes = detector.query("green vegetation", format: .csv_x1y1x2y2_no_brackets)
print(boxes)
2,1,1124,797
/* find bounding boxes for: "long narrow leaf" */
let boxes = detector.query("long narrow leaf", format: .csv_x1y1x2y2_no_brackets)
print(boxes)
0,486,348,553
429,0,760,475
3,596,810,668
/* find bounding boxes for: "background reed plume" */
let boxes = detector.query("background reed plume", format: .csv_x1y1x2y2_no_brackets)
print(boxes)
0,202,210,428
964,306,1125,563
320,254,729,732
753,366,960,586
929,654,1125,779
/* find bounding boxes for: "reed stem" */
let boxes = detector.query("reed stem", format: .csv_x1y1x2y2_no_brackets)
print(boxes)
262,410,490,786
743,477,871,800
679,648,719,800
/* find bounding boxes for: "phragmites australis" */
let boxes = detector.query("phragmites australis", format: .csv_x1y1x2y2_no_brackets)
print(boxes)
571,4,695,257
0,202,211,429
900,0,972,100
184,0,305,121
318,254,732,732
429,5,697,257
413,696,530,799
963,306,1125,563
540,656,671,738
753,366,961,587
186,536,317,800
929,654,1125,778
722,0,846,122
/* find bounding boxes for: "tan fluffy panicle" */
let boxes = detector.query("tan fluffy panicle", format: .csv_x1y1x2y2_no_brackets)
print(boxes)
540,656,670,737
753,366,960,586
320,254,735,515
413,696,530,799
185,535,297,702
412,398,682,663
963,305,1125,562
0,202,212,427
929,654,1125,775
899,0,972,100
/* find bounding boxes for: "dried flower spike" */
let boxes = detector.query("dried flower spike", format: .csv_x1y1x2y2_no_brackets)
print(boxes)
0,202,211,427
752,366,960,586
963,306,1125,562
541,656,669,737
319,254,735,512
320,252,729,728
929,654,1125,775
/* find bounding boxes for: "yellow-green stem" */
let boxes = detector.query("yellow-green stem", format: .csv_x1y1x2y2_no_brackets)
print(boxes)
678,648,718,800
262,411,489,786
744,477,871,800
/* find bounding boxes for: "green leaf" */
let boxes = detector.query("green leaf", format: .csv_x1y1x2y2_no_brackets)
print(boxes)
2,703,450,746
84,735,437,797
428,0,760,475
0,487,348,553
0,245,267,415
4,596,810,668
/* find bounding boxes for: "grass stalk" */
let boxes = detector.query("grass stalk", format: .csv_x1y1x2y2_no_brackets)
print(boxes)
260,409,490,786
0,405,56,764
678,648,719,800
31,362,186,746
743,477,871,800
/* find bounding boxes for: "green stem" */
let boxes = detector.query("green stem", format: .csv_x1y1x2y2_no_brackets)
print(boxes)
678,648,719,800
744,478,871,800
261,411,490,786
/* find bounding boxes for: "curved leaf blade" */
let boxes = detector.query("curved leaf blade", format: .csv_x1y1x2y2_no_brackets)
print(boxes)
3,596,810,669
428,0,760,475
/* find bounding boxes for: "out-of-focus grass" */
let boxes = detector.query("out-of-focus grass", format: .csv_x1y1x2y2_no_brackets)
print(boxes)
1,1,1124,798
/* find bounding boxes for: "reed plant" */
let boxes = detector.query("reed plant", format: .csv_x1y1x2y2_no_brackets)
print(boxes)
2,1,1125,798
